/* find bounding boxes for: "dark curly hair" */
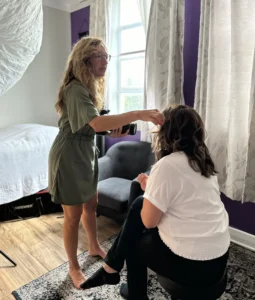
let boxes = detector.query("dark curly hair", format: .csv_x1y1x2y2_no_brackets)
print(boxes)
153,105,217,178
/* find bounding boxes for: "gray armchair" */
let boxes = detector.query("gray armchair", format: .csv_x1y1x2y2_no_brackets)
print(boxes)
97,141,154,223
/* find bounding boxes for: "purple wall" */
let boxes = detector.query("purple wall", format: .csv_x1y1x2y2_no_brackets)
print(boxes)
71,6,90,46
184,0,201,107
105,131,141,150
222,195,255,235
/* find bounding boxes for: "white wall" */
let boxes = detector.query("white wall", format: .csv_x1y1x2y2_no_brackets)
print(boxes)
0,6,71,128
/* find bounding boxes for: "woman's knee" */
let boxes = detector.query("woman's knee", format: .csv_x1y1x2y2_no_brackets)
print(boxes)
130,195,144,211
63,205,82,226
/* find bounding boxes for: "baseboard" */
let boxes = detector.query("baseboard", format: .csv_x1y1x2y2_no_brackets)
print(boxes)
229,227,255,252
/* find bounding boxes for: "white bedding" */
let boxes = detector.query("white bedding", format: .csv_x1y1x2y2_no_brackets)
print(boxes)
0,124,59,205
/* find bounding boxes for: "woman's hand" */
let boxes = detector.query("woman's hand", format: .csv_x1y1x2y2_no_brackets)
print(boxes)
138,173,148,191
138,109,165,126
108,127,129,138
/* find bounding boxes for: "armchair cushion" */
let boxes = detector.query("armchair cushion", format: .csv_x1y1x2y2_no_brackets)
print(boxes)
98,177,132,213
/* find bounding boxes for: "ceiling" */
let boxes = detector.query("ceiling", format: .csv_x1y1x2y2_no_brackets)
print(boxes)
42,0,90,12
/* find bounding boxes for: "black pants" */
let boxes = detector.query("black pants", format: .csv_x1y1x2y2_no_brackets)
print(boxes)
104,196,229,299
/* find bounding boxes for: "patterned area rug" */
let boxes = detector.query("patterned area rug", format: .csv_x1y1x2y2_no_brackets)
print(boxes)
12,236,255,300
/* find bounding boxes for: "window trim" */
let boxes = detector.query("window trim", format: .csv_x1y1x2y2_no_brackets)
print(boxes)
120,22,142,31
119,50,145,57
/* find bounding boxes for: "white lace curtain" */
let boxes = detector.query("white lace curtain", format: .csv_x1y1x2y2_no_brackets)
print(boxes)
89,0,117,110
137,0,152,33
0,0,43,97
194,0,255,203
89,0,107,42
140,0,185,142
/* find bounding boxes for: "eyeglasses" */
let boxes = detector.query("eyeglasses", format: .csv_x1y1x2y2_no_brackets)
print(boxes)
93,53,111,62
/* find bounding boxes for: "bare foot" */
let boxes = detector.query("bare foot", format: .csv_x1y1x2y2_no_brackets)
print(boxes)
69,268,86,289
88,246,106,259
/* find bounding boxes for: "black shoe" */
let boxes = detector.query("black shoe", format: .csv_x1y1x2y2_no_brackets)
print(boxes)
80,267,120,289
120,283,149,300
120,283,129,299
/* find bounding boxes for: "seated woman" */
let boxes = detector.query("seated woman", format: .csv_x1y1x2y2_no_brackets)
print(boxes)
80,105,230,300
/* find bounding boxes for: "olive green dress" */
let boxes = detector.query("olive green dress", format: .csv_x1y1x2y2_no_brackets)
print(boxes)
48,80,100,205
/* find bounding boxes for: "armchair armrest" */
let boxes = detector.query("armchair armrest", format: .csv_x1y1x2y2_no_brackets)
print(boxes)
98,156,114,181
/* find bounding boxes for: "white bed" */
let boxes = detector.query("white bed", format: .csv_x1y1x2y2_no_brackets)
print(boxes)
0,124,59,205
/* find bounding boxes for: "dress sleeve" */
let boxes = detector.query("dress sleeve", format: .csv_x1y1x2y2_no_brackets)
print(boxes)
64,83,100,133
143,160,173,213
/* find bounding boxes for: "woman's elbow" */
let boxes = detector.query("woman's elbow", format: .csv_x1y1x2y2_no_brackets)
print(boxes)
89,116,101,132
142,217,157,229
144,223,156,230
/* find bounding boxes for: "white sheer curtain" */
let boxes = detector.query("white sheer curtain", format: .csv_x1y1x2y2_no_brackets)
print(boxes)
194,0,255,203
104,0,119,111
89,0,116,110
137,0,152,34
89,0,107,42
140,0,185,142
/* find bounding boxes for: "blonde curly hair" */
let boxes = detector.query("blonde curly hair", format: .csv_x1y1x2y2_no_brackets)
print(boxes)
55,37,105,114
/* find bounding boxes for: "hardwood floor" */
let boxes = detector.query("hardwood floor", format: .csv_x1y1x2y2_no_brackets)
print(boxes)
0,213,120,300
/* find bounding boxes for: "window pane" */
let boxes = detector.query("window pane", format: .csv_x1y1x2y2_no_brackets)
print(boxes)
121,26,146,53
120,0,141,26
120,93,143,112
121,55,145,88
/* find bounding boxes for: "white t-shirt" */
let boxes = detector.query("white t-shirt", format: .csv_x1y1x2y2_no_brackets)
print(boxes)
144,152,230,261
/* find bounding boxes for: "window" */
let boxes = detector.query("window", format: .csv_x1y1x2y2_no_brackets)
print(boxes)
116,0,146,113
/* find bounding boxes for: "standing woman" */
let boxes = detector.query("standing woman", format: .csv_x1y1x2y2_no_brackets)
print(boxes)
48,37,164,289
